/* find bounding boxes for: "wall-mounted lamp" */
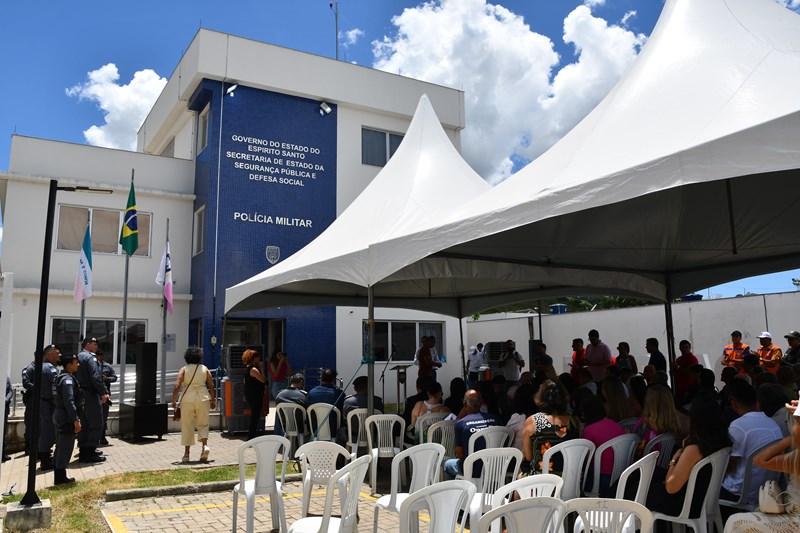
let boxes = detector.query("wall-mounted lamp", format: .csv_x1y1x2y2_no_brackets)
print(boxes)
319,101,332,115
226,83,239,97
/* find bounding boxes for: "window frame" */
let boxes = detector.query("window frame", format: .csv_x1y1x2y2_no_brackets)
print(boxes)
56,204,152,257
197,104,210,154
361,127,404,167
192,205,206,256
366,320,444,362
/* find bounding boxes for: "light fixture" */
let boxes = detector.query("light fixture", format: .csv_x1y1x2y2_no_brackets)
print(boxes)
226,83,239,96
319,101,332,115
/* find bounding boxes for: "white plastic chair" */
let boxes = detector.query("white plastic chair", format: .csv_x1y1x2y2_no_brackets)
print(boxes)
462,447,524,531
288,454,372,533
345,407,381,455
564,497,653,533
652,447,732,533
307,402,341,442
427,419,456,457
541,438,596,500
586,433,640,497
615,451,658,504
373,442,446,533
478,496,565,533
415,411,448,443
276,402,308,457
231,435,290,533
467,425,515,454
398,479,476,533
489,475,564,533
365,414,406,494
643,432,676,470
295,441,353,518
719,438,783,511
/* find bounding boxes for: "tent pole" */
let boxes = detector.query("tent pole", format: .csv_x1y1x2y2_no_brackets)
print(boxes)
457,299,467,382
663,276,678,394
367,285,375,416
725,179,738,255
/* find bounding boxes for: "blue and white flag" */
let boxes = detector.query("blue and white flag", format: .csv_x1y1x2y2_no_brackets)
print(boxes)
73,224,93,302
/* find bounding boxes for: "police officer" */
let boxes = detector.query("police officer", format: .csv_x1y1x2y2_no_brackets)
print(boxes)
53,354,82,485
21,356,36,455
38,344,61,471
96,349,116,445
75,337,108,463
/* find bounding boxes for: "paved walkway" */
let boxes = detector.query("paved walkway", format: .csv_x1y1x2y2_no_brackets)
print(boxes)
0,408,417,532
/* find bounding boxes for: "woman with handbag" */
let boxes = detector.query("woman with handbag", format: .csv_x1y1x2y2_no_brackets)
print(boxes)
724,400,800,532
171,346,216,463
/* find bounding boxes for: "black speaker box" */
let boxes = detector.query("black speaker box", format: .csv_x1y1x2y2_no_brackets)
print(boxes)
134,342,158,405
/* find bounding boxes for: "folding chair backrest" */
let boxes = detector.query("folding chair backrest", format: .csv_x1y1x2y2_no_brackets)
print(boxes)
398,479,476,533
366,414,405,458
542,438,595,500
276,402,306,436
416,412,448,443
238,435,289,495
467,425,515,454
643,432,676,469
307,402,341,441
589,433,640,496
676,447,732,521
463,447,523,511
492,474,564,509
428,420,456,458
564,497,653,533
295,441,352,486
347,407,380,453
478,496,564,533
615,451,659,505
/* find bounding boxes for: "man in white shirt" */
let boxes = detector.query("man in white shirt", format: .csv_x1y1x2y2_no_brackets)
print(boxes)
720,380,783,510
499,339,525,385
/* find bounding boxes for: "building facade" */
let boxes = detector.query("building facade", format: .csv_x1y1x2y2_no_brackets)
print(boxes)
0,29,467,398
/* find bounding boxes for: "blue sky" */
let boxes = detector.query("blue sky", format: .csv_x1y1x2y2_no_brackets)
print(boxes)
1,0,799,297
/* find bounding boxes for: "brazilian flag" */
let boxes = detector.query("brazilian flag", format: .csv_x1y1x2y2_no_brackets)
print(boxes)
119,181,139,256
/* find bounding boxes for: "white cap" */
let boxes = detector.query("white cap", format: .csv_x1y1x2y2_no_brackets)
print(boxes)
757,331,772,339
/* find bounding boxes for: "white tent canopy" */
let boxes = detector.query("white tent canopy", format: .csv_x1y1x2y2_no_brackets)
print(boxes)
225,94,492,315
369,0,800,308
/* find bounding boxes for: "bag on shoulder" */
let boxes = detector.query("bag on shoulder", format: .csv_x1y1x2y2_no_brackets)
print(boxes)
759,480,786,514
173,406,181,421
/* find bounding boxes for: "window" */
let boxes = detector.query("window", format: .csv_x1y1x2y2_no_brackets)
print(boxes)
56,205,152,256
361,127,404,167
193,205,206,256
368,320,444,362
160,137,175,158
198,105,210,153
52,317,147,364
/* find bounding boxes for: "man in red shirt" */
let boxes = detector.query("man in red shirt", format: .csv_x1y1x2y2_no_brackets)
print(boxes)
671,339,699,401
569,338,586,382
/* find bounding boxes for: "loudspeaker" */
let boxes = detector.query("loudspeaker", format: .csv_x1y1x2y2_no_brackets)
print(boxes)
135,342,158,405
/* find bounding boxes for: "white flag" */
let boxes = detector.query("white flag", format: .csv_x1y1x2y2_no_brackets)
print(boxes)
156,241,173,314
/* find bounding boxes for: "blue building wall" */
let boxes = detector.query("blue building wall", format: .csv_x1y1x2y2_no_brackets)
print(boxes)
188,80,338,371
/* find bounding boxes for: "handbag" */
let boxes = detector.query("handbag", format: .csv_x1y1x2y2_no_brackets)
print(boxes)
759,480,786,514
173,365,200,422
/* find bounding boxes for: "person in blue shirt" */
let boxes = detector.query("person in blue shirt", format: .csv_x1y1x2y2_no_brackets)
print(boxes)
443,389,499,479
306,368,344,436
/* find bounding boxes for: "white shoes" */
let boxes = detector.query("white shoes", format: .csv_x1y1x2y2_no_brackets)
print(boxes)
200,445,210,462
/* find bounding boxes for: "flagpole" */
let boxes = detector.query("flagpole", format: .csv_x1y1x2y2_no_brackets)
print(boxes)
119,170,135,404
160,219,169,403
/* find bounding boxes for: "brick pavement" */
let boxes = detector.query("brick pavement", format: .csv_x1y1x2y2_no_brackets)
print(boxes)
101,481,414,533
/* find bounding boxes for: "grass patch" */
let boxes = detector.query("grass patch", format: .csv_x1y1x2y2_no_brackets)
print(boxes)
3,461,299,532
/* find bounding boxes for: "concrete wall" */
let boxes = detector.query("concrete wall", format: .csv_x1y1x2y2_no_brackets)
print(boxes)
467,291,800,387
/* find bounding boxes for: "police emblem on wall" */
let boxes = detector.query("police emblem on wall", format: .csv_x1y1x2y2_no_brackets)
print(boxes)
266,246,280,265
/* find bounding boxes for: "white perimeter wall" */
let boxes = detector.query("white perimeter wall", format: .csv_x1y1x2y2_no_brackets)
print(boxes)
467,291,800,389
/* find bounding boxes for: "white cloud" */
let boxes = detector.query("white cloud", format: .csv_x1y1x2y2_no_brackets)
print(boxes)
342,28,365,47
373,0,644,184
621,10,636,26
584,0,606,6
66,63,167,150
775,0,800,10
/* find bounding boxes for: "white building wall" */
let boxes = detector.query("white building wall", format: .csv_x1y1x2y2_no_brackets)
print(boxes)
467,291,800,388
336,307,464,408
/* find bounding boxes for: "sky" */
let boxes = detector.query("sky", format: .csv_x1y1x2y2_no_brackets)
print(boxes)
2,0,799,298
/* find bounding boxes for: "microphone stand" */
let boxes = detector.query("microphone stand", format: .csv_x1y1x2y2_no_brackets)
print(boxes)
379,349,396,410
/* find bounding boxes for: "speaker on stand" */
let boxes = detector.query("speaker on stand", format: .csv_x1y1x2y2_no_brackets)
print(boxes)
120,342,168,440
